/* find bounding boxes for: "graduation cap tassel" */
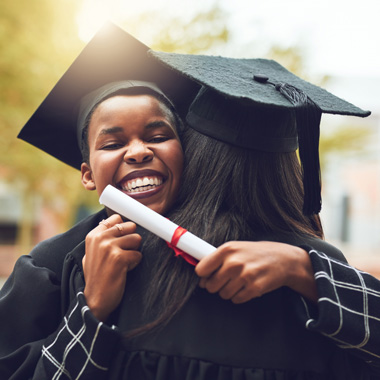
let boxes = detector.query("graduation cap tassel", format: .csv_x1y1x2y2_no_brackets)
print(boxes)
275,83,322,215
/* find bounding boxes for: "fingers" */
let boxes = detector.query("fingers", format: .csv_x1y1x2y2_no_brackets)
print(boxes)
196,241,275,304
85,214,142,268
195,242,232,278
230,288,257,304
198,259,248,301
97,214,137,236
124,250,143,271
198,260,241,293
95,215,141,249
199,267,264,304
196,242,243,290
202,276,246,301
99,219,112,229
83,214,143,321
97,214,123,230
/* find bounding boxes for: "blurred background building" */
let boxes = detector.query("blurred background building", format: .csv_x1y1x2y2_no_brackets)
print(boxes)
320,76,380,275
1,0,380,287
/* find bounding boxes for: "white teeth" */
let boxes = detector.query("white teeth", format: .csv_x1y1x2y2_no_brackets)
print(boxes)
122,176,163,192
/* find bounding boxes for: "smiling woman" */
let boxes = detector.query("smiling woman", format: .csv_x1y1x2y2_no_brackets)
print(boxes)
74,81,186,321
80,87,184,216
0,23,200,379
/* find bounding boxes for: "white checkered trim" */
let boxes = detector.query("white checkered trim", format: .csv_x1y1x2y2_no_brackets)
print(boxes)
303,250,380,360
42,292,108,379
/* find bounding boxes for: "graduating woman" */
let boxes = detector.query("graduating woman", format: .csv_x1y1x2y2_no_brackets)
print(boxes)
145,52,379,377
0,23,197,379
114,49,376,378
1,23,378,380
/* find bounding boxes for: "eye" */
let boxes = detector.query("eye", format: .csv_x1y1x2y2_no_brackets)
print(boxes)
148,135,171,143
101,142,124,150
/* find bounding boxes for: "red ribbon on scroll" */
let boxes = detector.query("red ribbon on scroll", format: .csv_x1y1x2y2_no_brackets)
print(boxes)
166,226,198,266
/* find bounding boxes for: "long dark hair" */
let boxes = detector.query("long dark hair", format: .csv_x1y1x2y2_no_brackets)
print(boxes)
126,126,323,337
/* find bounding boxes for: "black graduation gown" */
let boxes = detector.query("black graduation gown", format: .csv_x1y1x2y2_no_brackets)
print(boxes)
0,210,378,379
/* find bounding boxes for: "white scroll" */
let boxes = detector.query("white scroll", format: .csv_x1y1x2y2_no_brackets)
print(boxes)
99,185,216,261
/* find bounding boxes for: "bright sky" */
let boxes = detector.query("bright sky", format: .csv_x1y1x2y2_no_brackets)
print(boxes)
222,0,380,77
76,0,380,78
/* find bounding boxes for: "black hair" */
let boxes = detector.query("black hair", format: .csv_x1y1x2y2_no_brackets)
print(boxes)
126,126,323,338
80,88,183,164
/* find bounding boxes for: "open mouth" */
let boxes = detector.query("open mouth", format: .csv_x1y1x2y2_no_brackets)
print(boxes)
121,176,164,194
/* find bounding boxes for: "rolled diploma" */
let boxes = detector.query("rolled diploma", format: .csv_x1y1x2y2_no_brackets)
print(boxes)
99,185,216,261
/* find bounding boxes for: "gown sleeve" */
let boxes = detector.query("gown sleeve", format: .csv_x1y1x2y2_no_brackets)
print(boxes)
33,291,121,380
0,252,121,379
298,247,380,376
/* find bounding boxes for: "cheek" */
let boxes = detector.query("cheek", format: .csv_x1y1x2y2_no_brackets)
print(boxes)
168,145,184,182
89,153,119,187
90,149,123,170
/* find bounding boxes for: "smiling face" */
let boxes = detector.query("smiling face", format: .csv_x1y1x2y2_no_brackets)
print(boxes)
81,94,184,216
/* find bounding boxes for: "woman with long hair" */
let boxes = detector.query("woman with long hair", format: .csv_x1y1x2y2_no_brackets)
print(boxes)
103,83,376,379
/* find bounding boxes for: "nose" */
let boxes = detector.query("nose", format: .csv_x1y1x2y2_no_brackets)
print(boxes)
123,140,153,164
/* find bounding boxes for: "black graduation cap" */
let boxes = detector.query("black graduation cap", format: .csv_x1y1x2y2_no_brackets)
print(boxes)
17,22,199,170
149,51,371,215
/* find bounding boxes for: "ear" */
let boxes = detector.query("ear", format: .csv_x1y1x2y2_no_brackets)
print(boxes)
81,162,96,191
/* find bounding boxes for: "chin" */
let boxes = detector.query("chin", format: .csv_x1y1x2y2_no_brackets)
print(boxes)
148,203,170,216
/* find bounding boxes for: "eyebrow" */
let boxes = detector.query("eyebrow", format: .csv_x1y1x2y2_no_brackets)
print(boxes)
145,120,174,130
98,126,124,136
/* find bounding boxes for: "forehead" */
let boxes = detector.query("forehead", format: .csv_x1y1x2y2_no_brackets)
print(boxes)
95,93,165,114
90,94,171,124
88,94,177,138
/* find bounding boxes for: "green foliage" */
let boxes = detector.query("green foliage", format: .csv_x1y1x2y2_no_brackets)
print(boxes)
118,6,229,53
319,124,372,169
0,0,87,248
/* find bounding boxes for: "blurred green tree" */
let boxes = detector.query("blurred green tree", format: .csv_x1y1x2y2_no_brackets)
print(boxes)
118,6,229,53
0,0,84,253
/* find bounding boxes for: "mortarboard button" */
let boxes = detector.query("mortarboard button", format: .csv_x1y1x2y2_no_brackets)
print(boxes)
253,74,269,83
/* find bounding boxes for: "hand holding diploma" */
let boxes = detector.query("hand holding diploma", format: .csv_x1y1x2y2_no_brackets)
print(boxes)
99,185,216,262
83,214,142,321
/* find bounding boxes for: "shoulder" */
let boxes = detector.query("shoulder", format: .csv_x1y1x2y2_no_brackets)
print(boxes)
297,235,346,262
256,231,346,262
30,209,107,274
